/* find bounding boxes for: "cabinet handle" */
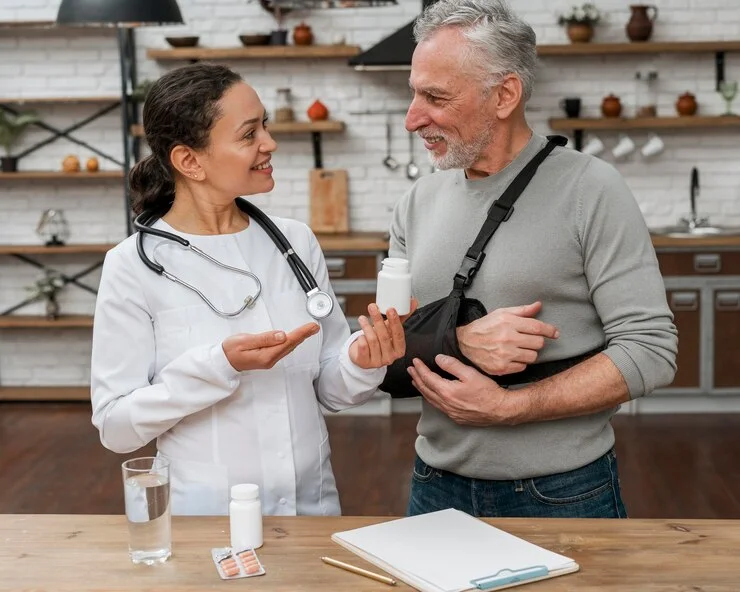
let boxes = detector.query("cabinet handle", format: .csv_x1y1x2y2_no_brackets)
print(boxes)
693,254,721,273
670,291,698,311
336,296,347,313
325,258,346,278
716,292,740,311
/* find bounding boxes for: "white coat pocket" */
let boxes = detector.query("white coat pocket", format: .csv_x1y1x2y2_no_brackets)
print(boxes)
165,455,230,516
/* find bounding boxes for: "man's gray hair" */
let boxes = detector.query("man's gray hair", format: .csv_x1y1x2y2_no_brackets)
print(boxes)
413,0,537,102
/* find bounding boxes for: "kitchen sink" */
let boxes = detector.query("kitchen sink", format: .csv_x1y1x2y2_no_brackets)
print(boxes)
649,224,740,238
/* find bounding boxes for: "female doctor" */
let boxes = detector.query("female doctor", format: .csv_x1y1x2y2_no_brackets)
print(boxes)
90,63,413,516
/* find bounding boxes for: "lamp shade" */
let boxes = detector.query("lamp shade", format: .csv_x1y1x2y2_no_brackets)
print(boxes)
56,0,184,26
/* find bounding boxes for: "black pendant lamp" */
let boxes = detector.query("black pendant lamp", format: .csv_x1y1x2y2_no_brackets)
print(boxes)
56,0,184,26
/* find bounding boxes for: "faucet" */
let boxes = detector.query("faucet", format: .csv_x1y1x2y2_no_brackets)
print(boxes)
686,167,706,229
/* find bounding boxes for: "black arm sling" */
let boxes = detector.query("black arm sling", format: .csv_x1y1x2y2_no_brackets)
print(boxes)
381,135,602,398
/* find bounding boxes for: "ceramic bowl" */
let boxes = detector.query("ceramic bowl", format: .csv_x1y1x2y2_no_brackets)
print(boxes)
239,34,271,46
165,36,200,48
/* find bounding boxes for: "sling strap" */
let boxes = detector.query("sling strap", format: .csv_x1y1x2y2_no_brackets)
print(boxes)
453,135,568,292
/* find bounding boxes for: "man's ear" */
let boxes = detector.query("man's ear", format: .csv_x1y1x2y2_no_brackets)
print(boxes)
170,145,205,181
491,74,524,120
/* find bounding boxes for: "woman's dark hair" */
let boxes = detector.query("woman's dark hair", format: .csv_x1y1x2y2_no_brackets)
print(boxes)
129,63,242,215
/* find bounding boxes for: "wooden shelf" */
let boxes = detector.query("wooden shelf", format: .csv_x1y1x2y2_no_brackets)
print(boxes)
537,40,740,56
549,115,740,132
0,315,94,329
0,21,113,32
0,96,120,104
0,386,89,401
0,243,116,255
146,44,361,61
0,20,57,29
0,171,123,180
131,120,345,138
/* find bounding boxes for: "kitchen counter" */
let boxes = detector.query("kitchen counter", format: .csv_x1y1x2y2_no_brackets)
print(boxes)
316,232,740,252
651,234,740,249
315,231,388,252
2,514,740,591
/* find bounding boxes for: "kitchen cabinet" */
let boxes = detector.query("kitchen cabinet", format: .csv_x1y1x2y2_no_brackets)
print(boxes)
656,247,740,395
666,289,701,388
713,290,740,388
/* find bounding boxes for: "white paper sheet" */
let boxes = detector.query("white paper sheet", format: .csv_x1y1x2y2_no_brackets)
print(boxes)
332,509,578,592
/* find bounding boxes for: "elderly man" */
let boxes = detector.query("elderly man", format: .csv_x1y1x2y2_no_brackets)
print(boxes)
387,0,677,518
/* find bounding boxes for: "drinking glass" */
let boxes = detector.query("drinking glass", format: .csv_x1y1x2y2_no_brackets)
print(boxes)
718,81,738,116
122,456,171,564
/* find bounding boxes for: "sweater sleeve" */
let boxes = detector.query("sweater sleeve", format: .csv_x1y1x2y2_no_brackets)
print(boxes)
577,158,678,398
389,188,410,260
90,247,241,453
299,225,386,411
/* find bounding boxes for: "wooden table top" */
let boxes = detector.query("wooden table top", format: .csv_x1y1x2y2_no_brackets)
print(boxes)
1,514,739,591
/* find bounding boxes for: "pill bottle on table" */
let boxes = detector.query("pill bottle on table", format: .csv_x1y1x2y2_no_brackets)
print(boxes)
229,483,263,549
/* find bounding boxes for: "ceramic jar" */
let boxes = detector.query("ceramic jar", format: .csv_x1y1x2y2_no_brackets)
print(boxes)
601,94,623,118
675,92,698,116
626,5,658,42
567,22,594,43
293,22,313,46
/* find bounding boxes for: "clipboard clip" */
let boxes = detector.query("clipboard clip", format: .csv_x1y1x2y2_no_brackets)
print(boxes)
470,565,549,590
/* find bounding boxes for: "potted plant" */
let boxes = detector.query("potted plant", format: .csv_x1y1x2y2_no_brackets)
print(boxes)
558,3,601,43
131,79,155,103
26,270,66,320
0,110,41,172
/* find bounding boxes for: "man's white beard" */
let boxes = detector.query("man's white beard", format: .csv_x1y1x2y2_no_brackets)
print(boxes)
428,126,494,170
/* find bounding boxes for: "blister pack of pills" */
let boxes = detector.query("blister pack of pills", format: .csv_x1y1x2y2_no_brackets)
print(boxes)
211,547,266,580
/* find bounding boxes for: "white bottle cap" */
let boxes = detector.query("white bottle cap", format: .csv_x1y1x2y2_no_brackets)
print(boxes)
381,257,409,273
231,483,260,501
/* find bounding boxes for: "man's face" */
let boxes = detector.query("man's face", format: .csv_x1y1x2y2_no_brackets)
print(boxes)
405,27,497,170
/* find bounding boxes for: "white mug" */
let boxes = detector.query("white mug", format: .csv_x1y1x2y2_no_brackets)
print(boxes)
641,133,665,157
581,136,605,156
612,134,636,159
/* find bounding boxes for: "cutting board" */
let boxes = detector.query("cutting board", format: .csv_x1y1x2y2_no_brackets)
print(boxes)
310,169,349,233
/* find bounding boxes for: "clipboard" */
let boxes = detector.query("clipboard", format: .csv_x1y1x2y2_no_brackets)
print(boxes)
331,509,579,592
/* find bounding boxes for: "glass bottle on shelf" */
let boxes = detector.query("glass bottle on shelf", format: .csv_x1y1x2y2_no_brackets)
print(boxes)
275,88,295,123
635,70,658,118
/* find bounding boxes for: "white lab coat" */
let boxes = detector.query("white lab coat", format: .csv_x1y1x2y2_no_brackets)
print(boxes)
91,214,385,516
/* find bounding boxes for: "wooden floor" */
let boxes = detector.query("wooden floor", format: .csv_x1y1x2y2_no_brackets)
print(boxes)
1,403,739,518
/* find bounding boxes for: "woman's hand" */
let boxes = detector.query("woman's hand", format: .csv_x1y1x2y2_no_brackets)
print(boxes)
223,322,320,372
349,300,418,369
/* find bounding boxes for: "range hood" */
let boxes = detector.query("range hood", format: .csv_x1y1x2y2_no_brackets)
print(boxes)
349,0,438,71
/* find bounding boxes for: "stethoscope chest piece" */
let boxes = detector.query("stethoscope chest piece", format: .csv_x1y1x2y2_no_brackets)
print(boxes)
306,288,333,319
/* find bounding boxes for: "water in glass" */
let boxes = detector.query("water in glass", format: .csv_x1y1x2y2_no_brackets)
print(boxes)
123,459,171,564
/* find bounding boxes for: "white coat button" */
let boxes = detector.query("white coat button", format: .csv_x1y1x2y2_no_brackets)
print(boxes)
280,498,287,505
278,452,285,459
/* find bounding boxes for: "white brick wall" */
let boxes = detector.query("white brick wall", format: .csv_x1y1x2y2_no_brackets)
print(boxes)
1,0,739,390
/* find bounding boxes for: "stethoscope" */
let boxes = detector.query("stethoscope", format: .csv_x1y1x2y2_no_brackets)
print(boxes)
133,198,334,320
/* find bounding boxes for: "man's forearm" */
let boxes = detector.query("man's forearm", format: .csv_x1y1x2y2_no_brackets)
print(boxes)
508,353,630,424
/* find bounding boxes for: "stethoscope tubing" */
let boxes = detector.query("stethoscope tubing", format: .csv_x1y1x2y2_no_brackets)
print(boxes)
133,198,332,319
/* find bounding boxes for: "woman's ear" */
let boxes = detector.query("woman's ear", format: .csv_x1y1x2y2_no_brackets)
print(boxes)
170,145,205,181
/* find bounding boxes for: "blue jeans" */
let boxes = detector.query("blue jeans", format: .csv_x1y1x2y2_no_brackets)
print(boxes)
407,449,627,518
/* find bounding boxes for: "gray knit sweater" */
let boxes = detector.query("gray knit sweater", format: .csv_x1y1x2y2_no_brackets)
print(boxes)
389,132,677,480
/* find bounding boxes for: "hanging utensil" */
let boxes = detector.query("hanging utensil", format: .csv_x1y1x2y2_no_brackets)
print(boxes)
382,118,399,170
406,131,419,180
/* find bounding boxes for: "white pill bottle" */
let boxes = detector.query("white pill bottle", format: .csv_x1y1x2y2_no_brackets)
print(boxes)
375,257,411,316
229,483,263,549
